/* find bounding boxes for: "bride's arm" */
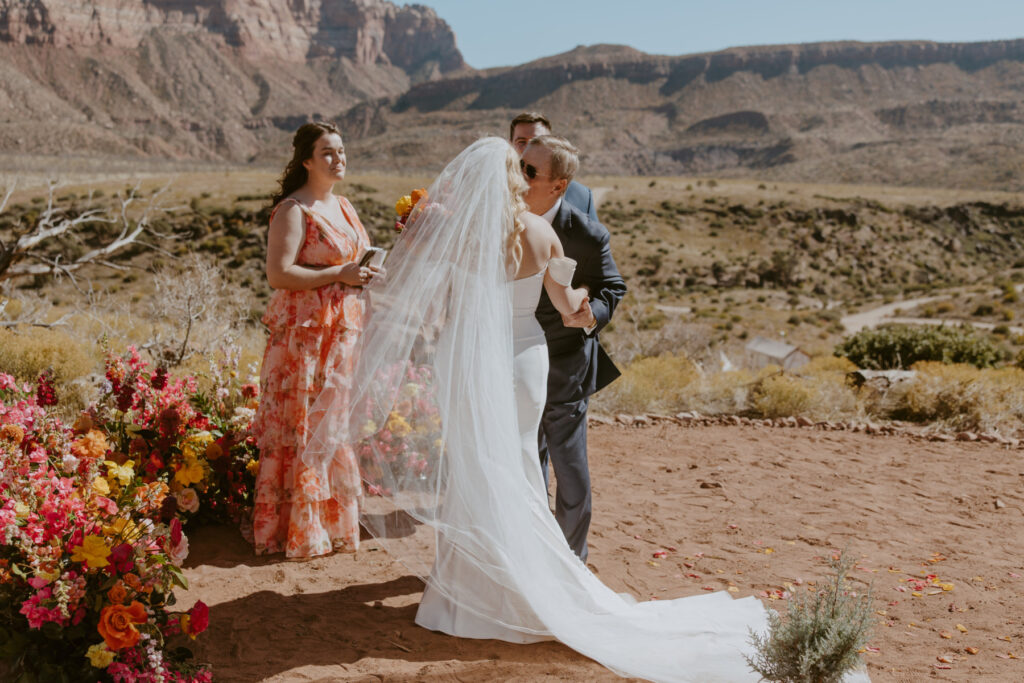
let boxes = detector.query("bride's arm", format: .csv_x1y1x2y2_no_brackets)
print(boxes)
543,238,588,316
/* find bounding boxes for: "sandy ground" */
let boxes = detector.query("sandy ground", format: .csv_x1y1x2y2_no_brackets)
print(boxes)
179,424,1024,682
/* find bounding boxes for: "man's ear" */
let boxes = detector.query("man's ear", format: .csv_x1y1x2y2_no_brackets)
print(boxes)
554,178,568,196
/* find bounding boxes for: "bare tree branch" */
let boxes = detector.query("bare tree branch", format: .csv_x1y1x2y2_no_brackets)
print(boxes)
0,181,171,284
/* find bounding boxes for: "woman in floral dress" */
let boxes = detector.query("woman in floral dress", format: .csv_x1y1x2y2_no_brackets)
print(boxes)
252,122,380,558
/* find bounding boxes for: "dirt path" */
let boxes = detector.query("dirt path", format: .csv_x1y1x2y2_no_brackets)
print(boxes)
841,283,1024,335
179,424,1024,682
840,296,952,333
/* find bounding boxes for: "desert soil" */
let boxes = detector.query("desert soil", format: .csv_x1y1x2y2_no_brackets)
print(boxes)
179,424,1024,682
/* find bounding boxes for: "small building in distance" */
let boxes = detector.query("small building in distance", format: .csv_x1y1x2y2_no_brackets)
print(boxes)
745,336,811,370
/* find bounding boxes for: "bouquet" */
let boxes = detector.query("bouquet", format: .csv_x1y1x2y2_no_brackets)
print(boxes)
394,188,428,232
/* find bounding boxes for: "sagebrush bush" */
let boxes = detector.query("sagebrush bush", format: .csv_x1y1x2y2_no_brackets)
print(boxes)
0,326,98,410
836,323,1003,369
888,361,1024,431
592,352,700,414
749,358,861,420
747,551,874,683
753,372,816,418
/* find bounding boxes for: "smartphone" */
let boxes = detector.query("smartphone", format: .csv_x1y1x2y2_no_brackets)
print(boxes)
358,247,387,269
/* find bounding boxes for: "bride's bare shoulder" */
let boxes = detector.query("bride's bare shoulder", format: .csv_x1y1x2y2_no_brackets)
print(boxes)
519,211,555,236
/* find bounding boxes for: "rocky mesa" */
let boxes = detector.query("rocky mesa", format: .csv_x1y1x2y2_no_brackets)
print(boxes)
1,2,1023,191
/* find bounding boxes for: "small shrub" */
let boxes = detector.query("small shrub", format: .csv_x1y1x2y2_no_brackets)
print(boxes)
752,372,815,418
595,353,700,414
836,324,1003,369
746,550,874,683
890,362,1024,431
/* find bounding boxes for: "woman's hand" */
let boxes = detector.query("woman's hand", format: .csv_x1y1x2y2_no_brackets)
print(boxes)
336,263,383,287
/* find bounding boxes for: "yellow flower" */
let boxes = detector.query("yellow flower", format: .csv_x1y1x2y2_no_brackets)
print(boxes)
71,535,111,569
91,477,111,496
174,457,205,486
385,413,411,438
13,501,29,518
86,642,116,668
103,517,137,540
181,431,214,460
359,419,378,437
205,441,223,460
395,194,413,217
179,613,191,635
105,460,134,487
246,458,260,476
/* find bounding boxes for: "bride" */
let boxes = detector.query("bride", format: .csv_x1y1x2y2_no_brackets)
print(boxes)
303,137,869,682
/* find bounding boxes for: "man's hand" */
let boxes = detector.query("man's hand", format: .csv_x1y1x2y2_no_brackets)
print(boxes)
561,296,596,329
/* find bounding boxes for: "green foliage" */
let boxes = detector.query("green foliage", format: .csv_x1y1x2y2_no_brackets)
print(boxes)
836,324,1003,369
746,551,874,683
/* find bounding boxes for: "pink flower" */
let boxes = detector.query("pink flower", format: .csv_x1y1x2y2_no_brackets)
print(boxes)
108,543,135,574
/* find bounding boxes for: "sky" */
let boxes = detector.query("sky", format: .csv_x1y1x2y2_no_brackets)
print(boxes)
422,0,1024,69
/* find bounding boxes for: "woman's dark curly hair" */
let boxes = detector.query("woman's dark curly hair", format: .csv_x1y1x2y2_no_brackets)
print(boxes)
271,121,343,207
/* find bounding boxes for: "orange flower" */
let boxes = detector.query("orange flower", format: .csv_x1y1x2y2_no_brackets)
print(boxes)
122,573,143,592
97,601,147,651
71,429,109,460
0,424,24,443
72,412,94,434
136,481,169,514
410,188,428,205
107,582,127,605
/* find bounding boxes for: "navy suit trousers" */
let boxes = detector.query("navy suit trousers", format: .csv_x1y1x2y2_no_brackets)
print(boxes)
538,397,591,563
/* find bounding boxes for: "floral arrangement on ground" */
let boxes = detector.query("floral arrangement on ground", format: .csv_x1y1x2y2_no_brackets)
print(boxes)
0,346,260,682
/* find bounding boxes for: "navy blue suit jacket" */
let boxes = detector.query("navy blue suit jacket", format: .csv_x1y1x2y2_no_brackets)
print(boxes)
535,199,626,403
564,180,597,221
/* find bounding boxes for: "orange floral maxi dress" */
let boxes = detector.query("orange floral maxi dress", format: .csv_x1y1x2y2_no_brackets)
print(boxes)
252,196,368,557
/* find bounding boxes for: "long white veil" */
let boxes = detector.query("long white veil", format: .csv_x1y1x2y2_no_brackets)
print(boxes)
302,137,869,682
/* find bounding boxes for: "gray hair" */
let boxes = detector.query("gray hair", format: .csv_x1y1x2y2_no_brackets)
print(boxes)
525,135,579,182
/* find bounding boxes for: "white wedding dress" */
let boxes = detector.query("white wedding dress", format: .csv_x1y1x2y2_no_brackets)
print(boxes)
304,138,872,682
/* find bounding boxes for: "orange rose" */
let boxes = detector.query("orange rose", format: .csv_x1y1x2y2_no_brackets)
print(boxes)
122,573,143,592
410,188,428,205
107,582,127,605
97,601,147,651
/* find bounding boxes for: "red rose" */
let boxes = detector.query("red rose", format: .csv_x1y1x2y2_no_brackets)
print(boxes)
188,601,209,636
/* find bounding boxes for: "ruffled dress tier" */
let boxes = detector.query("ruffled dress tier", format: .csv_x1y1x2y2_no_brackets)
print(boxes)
252,196,369,558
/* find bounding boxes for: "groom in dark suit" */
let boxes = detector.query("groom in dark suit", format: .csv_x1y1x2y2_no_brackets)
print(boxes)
518,132,626,563
510,112,598,220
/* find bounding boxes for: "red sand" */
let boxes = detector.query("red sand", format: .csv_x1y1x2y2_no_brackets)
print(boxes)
180,424,1024,682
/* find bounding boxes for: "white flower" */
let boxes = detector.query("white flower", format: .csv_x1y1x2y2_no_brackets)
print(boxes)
177,488,200,513
61,453,80,473
169,532,189,564
229,406,255,430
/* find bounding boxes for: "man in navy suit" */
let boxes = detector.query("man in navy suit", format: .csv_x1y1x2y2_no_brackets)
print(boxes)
510,112,597,220
518,131,626,562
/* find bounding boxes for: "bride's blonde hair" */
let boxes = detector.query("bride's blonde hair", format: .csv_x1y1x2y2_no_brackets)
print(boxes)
503,144,530,274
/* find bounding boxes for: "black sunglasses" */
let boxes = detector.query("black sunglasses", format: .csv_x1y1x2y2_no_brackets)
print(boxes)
519,158,549,180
